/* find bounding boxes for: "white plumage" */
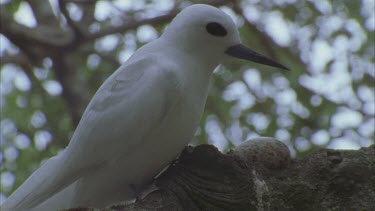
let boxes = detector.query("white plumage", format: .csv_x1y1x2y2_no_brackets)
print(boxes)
2,4,287,211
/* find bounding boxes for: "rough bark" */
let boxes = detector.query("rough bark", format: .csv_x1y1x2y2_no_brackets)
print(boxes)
68,138,375,211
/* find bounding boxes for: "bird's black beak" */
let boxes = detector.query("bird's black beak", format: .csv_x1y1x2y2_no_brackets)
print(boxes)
225,44,289,71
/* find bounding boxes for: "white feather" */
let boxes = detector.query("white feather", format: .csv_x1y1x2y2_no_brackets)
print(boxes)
1,4,246,210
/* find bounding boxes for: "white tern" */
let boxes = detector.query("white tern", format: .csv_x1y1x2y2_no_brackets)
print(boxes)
2,4,288,211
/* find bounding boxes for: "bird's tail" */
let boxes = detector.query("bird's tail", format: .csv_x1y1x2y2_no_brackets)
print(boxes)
1,152,75,211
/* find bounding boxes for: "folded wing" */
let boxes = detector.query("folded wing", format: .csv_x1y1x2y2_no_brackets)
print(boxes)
2,55,180,211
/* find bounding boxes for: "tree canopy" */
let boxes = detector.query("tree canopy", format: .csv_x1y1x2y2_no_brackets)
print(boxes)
0,0,374,201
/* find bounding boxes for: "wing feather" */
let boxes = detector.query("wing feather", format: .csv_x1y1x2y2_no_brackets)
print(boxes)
65,55,181,173
1,55,181,211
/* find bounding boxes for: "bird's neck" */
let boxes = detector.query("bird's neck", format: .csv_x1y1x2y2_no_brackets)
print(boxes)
159,37,222,73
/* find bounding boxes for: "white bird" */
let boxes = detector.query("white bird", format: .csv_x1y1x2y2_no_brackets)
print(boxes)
2,4,288,211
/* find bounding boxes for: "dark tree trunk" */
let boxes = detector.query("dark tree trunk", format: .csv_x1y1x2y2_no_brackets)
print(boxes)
69,138,375,211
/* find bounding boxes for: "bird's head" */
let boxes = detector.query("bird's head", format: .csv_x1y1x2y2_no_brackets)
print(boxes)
162,4,289,70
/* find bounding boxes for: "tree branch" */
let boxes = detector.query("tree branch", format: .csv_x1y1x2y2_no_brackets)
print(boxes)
68,138,375,210
0,9,71,50
85,12,178,41
58,0,85,41
0,53,32,69
26,0,60,26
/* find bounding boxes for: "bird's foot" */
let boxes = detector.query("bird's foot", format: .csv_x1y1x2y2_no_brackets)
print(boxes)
129,183,159,202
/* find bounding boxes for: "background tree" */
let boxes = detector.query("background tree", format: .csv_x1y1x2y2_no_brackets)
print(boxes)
0,0,374,202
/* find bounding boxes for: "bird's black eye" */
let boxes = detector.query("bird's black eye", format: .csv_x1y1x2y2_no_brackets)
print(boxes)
206,22,227,37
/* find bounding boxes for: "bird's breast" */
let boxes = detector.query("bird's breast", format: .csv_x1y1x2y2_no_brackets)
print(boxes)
70,56,213,207
126,67,211,182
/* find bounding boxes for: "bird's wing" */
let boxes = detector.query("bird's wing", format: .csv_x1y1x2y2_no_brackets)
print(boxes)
66,54,181,168
2,55,181,211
